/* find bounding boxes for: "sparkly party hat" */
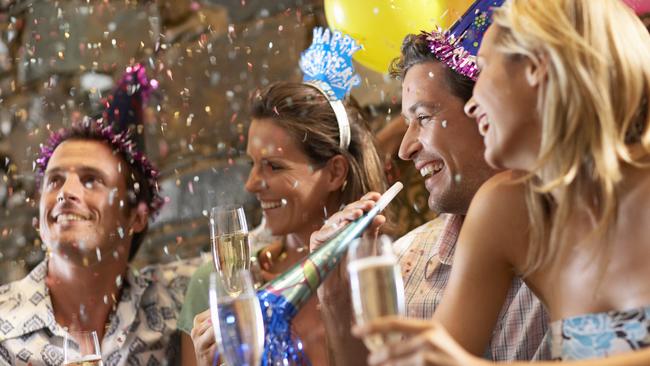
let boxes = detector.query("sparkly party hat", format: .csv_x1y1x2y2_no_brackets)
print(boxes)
36,64,163,217
426,0,505,80
299,27,362,149
102,63,158,151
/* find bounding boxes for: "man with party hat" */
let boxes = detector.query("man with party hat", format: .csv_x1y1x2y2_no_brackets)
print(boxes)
312,0,549,364
0,65,197,366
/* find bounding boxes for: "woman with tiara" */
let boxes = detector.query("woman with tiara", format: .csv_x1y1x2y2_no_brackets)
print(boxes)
179,28,392,366
355,0,650,365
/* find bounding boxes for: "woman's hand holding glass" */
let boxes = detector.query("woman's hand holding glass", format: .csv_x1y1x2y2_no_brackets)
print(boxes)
352,317,486,366
190,310,219,366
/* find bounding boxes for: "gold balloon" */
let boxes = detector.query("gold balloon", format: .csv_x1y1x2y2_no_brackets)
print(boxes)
325,0,474,74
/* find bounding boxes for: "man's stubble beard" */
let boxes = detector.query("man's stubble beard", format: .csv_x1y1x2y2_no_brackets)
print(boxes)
428,166,495,216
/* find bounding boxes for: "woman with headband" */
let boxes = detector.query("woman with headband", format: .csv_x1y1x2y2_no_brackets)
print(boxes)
179,28,392,366
357,0,650,365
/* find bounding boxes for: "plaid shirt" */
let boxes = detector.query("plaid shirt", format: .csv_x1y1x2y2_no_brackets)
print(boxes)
396,214,550,361
0,259,198,366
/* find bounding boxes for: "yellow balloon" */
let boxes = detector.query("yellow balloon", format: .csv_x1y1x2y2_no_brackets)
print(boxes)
325,0,474,74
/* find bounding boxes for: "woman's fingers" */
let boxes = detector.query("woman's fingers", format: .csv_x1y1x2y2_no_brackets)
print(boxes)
191,310,216,353
353,316,437,365
367,214,386,234
361,320,474,366
310,192,385,251
196,325,216,352
309,212,349,251
260,269,279,282
258,241,284,270
352,316,434,338
330,193,382,226
331,199,377,227
190,311,221,366
194,309,210,326
191,310,211,337
359,191,382,202
367,331,431,365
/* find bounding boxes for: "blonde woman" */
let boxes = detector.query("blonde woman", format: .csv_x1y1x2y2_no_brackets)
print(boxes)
353,0,650,365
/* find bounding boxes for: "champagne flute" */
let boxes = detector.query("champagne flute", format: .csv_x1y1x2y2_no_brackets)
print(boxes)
210,204,251,293
347,235,406,351
209,269,265,366
63,330,102,366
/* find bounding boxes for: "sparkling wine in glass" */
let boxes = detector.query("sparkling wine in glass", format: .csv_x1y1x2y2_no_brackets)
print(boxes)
63,330,102,366
347,235,406,351
209,269,264,366
210,205,251,293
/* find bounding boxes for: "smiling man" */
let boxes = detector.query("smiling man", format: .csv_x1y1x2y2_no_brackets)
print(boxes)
391,31,547,360
312,1,549,364
0,120,196,366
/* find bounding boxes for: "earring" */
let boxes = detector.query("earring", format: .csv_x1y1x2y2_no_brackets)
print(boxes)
340,180,348,192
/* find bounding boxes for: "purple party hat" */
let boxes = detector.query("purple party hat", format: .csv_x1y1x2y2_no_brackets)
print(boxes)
35,64,163,217
426,0,505,80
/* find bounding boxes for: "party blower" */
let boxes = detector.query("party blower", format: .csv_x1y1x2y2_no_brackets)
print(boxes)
256,182,403,365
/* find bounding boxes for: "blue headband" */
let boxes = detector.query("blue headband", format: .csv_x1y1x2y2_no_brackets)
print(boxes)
299,27,362,149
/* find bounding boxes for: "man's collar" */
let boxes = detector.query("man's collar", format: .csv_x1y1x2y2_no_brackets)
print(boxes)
0,260,157,342
0,261,61,341
435,214,465,265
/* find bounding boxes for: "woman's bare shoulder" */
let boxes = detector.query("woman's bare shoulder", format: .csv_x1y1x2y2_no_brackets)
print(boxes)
461,170,530,264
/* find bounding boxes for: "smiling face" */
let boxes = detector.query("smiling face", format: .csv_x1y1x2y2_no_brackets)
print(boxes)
465,25,542,171
244,118,335,237
399,62,496,215
39,139,141,261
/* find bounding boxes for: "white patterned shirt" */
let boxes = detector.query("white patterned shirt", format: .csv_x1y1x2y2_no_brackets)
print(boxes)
0,259,199,366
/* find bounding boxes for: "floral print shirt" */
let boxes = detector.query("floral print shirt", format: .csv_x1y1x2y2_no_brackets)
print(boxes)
0,259,198,366
551,305,650,360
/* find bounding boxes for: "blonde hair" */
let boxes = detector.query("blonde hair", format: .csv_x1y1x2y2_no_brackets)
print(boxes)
492,0,650,275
